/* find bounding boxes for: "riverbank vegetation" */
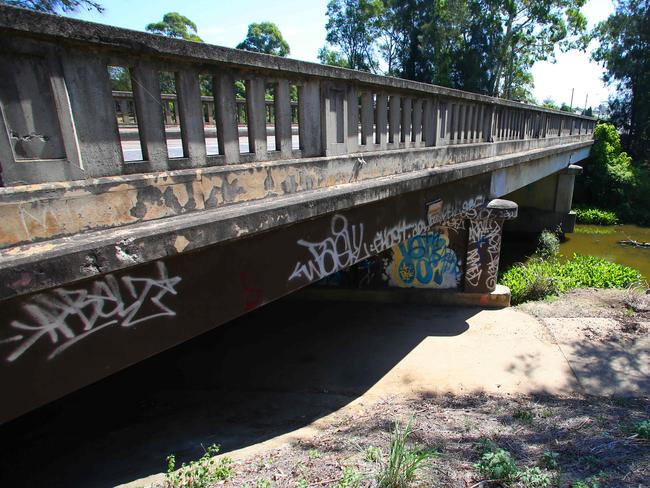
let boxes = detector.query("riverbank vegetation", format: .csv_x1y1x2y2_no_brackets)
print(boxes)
573,206,618,226
499,231,643,305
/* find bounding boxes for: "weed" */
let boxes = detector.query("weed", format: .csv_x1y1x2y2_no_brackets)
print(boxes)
571,476,600,488
335,466,362,488
518,466,552,487
364,445,382,463
632,419,650,439
294,479,308,488
573,207,619,226
376,416,436,487
255,478,271,488
474,443,519,483
538,450,559,470
513,408,534,424
500,254,642,304
165,444,233,488
536,230,560,259
307,448,321,460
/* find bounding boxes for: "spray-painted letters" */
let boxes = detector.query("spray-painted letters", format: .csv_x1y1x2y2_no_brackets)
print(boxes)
0,262,181,362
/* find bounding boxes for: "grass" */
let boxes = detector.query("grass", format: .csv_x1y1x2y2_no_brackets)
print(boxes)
573,207,619,226
500,254,642,305
573,225,615,235
376,416,437,487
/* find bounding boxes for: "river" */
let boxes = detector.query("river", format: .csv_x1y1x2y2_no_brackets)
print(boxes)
560,224,650,280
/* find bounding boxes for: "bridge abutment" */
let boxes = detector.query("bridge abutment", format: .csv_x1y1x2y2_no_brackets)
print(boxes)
503,164,583,234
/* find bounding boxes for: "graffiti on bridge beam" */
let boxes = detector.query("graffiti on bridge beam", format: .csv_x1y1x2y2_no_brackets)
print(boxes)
0,261,181,362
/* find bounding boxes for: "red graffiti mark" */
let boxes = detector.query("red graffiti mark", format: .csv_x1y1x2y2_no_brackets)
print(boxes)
240,272,263,311
10,273,32,289
479,294,489,306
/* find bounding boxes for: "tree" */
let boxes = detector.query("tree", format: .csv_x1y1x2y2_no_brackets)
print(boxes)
1,0,102,13
237,22,290,56
592,0,650,159
323,0,383,72
542,98,559,109
317,46,350,68
146,12,202,42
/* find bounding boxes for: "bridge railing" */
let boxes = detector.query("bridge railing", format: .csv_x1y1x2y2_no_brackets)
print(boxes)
0,5,595,186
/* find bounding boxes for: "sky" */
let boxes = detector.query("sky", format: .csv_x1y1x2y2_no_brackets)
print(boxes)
70,0,616,108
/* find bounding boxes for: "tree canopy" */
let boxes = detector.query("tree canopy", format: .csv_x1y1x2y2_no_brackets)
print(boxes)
146,12,203,42
321,0,588,100
236,22,290,56
2,0,102,13
592,0,649,159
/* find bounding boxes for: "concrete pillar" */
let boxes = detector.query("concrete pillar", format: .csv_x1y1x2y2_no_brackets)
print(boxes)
555,164,582,213
464,199,518,294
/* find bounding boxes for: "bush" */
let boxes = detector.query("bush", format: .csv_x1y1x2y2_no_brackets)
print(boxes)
574,207,618,225
165,444,233,488
536,230,560,258
500,254,642,305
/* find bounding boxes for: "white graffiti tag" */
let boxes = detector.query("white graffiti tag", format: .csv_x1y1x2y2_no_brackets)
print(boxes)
289,215,431,282
0,262,181,362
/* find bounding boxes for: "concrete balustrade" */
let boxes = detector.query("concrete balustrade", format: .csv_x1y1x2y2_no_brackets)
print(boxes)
0,5,594,187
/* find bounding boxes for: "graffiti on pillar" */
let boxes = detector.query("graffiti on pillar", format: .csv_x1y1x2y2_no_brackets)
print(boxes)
387,227,462,288
465,217,502,289
0,261,181,362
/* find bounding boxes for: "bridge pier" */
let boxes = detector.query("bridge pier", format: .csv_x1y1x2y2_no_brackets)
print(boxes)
503,164,582,234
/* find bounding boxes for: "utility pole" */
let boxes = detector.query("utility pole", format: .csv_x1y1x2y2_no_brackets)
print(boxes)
570,88,574,111
584,93,588,111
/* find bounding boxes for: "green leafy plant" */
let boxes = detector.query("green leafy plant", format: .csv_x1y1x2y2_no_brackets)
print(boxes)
255,478,271,488
519,466,552,487
535,230,560,258
307,448,321,460
165,444,233,488
538,450,560,470
571,476,600,488
573,207,618,225
335,466,363,488
632,419,650,439
500,254,642,304
474,443,519,483
364,445,382,463
513,408,534,424
376,416,437,487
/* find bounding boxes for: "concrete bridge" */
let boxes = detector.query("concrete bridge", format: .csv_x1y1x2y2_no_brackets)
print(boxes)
0,6,595,424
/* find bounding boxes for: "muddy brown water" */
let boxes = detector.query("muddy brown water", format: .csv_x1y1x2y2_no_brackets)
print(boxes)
561,224,650,280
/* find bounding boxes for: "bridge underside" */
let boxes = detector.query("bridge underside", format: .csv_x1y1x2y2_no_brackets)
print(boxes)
0,139,590,424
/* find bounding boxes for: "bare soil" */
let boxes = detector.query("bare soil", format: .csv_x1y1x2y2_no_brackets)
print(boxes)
214,393,649,487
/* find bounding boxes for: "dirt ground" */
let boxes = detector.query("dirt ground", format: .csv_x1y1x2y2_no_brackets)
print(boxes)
213,393,649,488
141,289,650,488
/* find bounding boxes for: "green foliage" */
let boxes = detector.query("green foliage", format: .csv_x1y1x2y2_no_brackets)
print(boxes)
592,0,650,159
632,419,650,439
474,442,519,482
500,254,642,305
538,450,560,470
318,46,351,68
536,231,560,259
237,22,290,57
364,445,382,463
376,416,437,487
573,207,618,225
542,98,559,110
146,12,203,42
335,466,362,488
518,466,552,487
165,444,233,488
513,408,534,424
571,477,600,488
3,0,103,13
307,448,321,460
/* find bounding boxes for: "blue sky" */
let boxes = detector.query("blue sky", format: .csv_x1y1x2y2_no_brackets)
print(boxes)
70,0,616,108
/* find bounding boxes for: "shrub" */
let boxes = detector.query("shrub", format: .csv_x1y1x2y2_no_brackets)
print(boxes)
518,466,552,487
474,442,519,482
573,207,618,225
500,254,642,305
376,416,437,487
536,230,560,258
633,419,650,439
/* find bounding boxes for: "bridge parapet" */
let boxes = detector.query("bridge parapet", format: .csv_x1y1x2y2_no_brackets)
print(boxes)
0,5,594,188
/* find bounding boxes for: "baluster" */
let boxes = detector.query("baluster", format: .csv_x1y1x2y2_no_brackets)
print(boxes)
175,69,206,165
213,72,239,163
298,80,321,157
401,97,412,144
274,79,293,158
246,76,267,159
389,94,400,146
130,62,168,170
412,98,422,144
360,91,373,147
375,92,388,149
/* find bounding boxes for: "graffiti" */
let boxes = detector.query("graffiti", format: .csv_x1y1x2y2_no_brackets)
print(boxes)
388,228,462,288
0,262,181,362
289,214,431,283
465,218,502,289
289,215,368,282
429,195,485,226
